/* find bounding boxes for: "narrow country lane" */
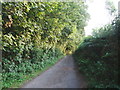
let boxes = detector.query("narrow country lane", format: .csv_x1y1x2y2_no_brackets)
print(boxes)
22,55,87,88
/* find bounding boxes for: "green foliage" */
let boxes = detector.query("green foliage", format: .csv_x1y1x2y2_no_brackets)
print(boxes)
2,47,63,88
105,0,117,15
2,1,89,88
73,16,119,88
2,2,89,54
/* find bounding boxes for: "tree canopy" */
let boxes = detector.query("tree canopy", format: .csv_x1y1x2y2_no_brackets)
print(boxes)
2,2,89,54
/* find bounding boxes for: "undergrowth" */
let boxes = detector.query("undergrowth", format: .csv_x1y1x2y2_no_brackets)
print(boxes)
73,16,119,88
2,48,63,89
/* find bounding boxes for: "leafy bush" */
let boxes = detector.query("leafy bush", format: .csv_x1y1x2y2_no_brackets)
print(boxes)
73,16,119,88
2,47,63,88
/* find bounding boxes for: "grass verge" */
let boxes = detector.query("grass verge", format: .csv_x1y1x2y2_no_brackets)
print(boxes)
2,55,64,89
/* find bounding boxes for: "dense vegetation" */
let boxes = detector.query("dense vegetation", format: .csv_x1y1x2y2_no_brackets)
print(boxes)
73,16,119,88
1,1,89,88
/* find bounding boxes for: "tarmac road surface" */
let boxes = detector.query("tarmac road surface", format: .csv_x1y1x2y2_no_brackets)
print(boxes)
22,55,87,88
